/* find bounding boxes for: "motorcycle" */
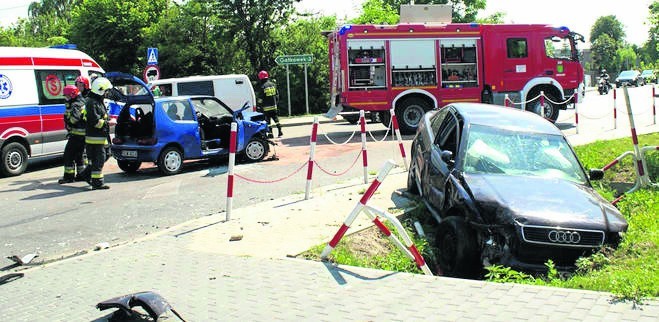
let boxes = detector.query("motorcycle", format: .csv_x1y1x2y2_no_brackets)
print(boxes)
597,77,610,95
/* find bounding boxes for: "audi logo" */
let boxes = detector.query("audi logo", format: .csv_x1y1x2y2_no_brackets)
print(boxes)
548,230,581,244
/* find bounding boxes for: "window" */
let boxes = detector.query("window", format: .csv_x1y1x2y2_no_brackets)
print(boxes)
544,36,572,60
163,101,194,121
434,109,461,156
35,70,80,104
178,81,214,96
507,38,527,58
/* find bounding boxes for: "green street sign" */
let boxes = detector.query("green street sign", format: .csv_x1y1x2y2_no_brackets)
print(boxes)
275,54,313,65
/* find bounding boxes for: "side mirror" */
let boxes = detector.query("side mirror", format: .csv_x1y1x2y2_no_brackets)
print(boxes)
589,169,604,181
440,150,454,163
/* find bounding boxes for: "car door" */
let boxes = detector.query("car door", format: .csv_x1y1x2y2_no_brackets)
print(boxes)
427,108,460,212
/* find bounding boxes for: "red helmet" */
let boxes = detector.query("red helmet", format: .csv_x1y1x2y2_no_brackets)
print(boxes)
258,70,269,80
75,75,90,89
63,85,80,99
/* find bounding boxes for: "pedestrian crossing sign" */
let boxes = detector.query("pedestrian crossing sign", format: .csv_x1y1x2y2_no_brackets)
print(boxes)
147,48,158,65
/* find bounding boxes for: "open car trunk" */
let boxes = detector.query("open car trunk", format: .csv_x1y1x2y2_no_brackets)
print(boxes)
106,72,156,142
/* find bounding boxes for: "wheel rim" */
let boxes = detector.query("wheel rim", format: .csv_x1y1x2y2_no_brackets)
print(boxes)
164,150,181,172
5,150,23,171
529,100,554,119
245,140,265,160
403,105,424,128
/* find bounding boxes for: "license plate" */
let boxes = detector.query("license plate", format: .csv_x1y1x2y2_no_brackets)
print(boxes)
121,150,137,158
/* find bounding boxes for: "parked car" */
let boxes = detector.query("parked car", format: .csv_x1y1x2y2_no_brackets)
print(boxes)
106,72,273,175
639,69,657,84
407,103,627,277
615,70,643,87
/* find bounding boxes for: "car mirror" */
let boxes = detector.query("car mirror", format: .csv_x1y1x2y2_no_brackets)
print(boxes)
589,168,604,180
440,150,454,163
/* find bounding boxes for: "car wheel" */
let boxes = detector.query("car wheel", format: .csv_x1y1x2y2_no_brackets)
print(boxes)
243,138,268,162
435,216,480,278
158,146,183,175
117,160,141,173
343,114,359,124
1,142,28,177
395,97,430,135
526,90,560,122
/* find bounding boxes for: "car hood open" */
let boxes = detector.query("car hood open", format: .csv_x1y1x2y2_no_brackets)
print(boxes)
463,173,627,232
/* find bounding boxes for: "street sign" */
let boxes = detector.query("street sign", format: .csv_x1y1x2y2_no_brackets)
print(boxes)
143,65,160,82
275,54,313,65
147,47,158,65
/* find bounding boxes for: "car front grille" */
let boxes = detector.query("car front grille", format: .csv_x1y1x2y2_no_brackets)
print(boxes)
521,225,604,248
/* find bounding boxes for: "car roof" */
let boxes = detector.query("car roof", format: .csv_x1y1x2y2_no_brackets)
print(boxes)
448,103,563,135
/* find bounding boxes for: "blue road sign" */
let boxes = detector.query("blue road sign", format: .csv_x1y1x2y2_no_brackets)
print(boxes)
147,48,158,66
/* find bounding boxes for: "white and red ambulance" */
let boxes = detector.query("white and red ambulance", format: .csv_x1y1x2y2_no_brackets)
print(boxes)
0,46,105,176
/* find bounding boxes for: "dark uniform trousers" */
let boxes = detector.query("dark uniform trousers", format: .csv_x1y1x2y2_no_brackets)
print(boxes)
62,134,86,181
85,143,106,186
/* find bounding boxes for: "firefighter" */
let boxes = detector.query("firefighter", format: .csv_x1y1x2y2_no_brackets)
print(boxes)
79,77,115,190
75,75,91,98
257,70,282,137
58,85,87,184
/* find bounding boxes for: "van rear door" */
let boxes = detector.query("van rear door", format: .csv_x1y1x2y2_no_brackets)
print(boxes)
213,76,255,111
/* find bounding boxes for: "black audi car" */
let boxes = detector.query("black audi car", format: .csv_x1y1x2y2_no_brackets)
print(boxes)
407,103,627,277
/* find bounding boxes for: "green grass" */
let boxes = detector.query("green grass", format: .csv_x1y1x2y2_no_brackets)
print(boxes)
302,133,659,304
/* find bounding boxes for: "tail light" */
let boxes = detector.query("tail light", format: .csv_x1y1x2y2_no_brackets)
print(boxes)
137,137,158,145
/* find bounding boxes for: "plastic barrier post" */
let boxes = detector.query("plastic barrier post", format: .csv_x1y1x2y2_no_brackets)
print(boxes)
653,86,657,125
305,117,319,200
574,90,579,134
360,110,368,184
623,86,650,188
390,108,408,170
320,160,395,259
226,122,237,221
613,87,617,130
504,94,510,108
540,91,546,119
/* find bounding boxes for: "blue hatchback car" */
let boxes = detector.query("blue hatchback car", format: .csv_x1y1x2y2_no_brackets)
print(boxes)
107,72,273,175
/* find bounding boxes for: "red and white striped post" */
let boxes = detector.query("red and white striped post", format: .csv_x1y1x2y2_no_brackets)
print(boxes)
540,91,546,119
653,86,657,125
225,122,237,221
574,90,579,134
601,151,634,172
623,86,651,187
320,160,395,259
613,87,618,129
305,117,319,200
504,94,510,108
359,110,368,184
390,108,408,170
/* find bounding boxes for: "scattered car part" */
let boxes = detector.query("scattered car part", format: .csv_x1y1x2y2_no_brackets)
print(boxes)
96,291,185,321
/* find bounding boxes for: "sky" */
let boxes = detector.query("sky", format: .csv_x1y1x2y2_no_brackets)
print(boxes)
1,0,654,47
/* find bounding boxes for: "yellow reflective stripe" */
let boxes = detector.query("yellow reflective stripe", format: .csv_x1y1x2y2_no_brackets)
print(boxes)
95,119,105,128
64,167,75,174
85,136,107,144
263,106,277,111
264,87,276,96
70,129,86,136
91,172,103,179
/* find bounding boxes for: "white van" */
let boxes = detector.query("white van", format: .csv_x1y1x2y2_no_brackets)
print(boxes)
0,46,105,176
148,74,256,111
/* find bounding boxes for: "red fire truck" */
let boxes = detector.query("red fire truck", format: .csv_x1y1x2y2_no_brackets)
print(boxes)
325,22,585,134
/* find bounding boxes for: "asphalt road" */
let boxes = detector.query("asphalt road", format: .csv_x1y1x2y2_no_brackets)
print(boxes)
1,84,656,264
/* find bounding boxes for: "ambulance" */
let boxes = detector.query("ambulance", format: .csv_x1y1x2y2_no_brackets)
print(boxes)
0,46,105,176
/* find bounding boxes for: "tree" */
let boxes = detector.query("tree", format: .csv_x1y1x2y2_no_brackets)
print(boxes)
590,15,625,45
591,34,619,74
350,0,399,25
69,0,169,73
617,46,638,71
211,0,300,79
382,0,487,23
639,1,658,68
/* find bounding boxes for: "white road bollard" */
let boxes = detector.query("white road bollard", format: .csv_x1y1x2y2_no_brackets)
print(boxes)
320,160,395,259
390,108,408,170
225,122,237,221
305,117,319,200
613,87,618,129
359,110,368,184
623,86,651,188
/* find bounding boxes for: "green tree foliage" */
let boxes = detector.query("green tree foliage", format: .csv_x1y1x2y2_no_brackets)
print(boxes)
211,0,300,80
590,15,626,45
639,1,658,69
273,16,337,115
617,46,638,70
382,0,486,23
350,0,399,25
591,34,619,73
69,0,168,73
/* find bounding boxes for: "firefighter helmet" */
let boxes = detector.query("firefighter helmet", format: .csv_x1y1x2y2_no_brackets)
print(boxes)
75,76,90,89
258,70,269,80
90,77,113,95
63,85,80,99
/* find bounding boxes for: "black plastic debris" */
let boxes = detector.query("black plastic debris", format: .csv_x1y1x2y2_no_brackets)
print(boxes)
0,273,24,285
96,291,185,321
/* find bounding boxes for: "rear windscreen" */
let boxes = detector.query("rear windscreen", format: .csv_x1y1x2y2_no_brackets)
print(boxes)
177,81,214,96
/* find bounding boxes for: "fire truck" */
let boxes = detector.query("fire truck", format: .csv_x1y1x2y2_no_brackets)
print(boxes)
325,19,585,134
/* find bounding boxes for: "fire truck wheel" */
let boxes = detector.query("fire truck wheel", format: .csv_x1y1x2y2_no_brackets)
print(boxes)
527,90,560,122
343,115,359,124
396,97,430,134
1,142,29,177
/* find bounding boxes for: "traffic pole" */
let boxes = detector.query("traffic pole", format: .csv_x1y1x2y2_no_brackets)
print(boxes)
390,108,408,170
320,160,395,259
226,122,237,221
305,117,319,200
623,86,650,187
613,87,618,130
653,86,657,125
540,91,546,119
360,110,368,184
504,94,510,108
574,90,579,134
